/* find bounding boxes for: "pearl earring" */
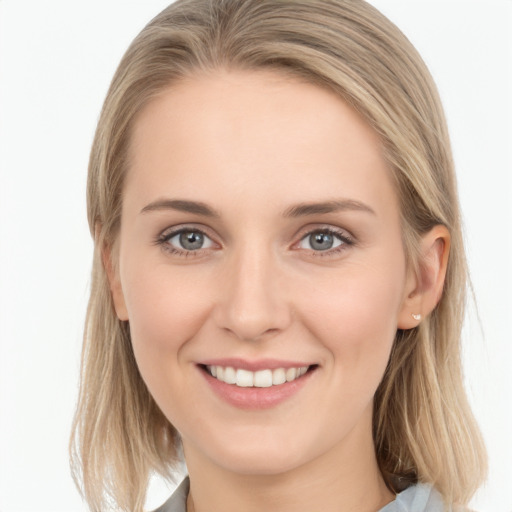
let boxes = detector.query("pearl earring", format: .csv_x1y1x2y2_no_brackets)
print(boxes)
411,313,421,321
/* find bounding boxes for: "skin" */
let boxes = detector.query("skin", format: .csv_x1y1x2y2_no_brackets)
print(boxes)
107,70,449,512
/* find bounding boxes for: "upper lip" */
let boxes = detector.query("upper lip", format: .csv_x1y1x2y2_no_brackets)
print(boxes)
198,358,315,371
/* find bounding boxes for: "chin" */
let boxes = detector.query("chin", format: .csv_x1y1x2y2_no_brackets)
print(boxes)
200,428,317,477
218,448,307,477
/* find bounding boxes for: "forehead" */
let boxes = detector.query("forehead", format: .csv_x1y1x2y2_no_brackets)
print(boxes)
125,69,396,217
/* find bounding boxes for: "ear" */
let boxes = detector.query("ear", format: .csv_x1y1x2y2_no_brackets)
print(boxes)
101,239,129,322
397,225,450,329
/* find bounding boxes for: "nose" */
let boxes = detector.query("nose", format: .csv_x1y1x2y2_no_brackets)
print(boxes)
213,244,292,342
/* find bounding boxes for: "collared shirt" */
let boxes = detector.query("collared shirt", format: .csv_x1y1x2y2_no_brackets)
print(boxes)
152,477,447,512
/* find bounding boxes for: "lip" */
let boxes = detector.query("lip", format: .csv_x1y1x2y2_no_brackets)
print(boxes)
197,360,317,410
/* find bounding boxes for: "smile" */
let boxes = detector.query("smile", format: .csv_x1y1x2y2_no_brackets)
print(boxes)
199,360,318,409
206,365,310,388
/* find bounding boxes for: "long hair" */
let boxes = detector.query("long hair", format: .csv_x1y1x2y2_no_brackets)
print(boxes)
70,1,487,510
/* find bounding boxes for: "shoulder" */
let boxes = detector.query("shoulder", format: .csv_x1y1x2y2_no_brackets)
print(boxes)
379,483,451,512
152,477,189,512
154,478,468,512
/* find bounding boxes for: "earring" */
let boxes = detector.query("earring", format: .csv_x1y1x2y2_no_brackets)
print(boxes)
411,313,421,321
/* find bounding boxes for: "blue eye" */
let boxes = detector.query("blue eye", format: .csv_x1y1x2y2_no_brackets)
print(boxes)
298,230,346,251
162,229,214,252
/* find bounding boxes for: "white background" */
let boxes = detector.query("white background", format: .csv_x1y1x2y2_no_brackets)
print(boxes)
0,1,510,511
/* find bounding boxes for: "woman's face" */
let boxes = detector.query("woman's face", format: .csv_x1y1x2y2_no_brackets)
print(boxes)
111,70,416,476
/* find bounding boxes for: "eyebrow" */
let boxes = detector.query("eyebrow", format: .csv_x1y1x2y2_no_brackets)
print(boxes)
140,198,375,218
283,199,376,217
140,199,220,217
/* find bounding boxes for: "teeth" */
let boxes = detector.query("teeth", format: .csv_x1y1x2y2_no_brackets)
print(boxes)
224,366,236,384
286,367,297,382
206,365,310,387
236,368,254,387
254,369,272,387
272,368,286,385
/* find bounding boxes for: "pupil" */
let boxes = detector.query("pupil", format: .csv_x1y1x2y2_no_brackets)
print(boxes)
310,232,333,251
180,231,204,250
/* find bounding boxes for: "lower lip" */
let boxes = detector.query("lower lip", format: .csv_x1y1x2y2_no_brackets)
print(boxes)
199,366,315,410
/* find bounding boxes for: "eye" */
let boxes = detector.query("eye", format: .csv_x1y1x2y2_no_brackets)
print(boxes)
297,229,349,252
158,228,215,254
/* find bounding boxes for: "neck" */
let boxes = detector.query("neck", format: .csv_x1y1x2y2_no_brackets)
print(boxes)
183,409,394,512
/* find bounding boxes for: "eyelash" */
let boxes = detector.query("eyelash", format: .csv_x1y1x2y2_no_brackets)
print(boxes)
154,225,355,258
154,226,215,257
296,227,355,258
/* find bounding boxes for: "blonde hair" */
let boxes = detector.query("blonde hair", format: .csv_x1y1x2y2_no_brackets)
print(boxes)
70,1,487,510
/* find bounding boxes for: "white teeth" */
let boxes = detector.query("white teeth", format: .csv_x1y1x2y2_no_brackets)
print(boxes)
224,366,236,384
236,368,254,387
285,367,297,382
272,368,286,385
206,365,311,387
254,369,272,388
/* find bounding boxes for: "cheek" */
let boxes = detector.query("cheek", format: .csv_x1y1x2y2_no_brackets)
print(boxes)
120,263,218,430
299,258,405,376
120,259,213,379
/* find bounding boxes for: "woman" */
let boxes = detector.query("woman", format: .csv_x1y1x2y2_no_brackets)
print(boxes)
69,1,487,510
